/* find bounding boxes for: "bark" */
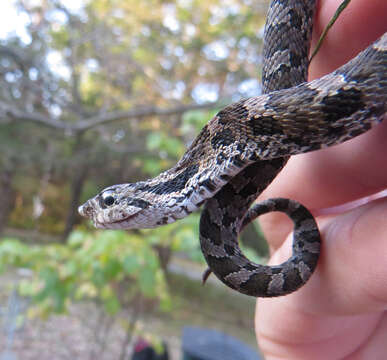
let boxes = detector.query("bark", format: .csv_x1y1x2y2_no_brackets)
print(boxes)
153,244,172,272
0,100,218,133
61,163,89,242
0,168,16,235
61,134,89,242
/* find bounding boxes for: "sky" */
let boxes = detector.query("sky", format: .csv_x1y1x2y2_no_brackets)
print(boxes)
0,0,30,42
0,0,84,42
0,0,84,80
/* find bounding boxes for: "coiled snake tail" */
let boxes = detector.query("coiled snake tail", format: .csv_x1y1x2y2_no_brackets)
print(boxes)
201,197,320,297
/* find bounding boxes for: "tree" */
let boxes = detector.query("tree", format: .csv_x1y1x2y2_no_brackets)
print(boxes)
0,0,267,239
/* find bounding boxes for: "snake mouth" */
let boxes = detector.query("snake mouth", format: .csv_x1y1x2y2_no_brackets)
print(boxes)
111,213,138,225
95,211,144,229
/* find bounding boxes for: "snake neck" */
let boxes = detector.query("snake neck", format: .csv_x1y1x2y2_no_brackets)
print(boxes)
138,146,258,217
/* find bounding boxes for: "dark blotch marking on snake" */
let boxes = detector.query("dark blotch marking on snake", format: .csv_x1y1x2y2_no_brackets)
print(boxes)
238,272,274,295
199,178,217,192
288,8,303,30
200,208,222,246
126,197,151,209
248,115,284,136
211,128,234,149
140,164,199,195
321,88,364,123
216,102,249,125
205,255,242,285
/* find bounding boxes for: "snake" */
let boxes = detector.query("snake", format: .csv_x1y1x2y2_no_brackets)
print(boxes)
78,0,387,297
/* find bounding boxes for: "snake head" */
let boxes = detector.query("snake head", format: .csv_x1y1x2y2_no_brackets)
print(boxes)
78,182,194,229
78,183,154,229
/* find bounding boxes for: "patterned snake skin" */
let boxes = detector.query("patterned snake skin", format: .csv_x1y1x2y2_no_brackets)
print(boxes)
79,0,387,297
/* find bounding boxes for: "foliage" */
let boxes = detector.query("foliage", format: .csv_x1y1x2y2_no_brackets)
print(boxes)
0,0,266,236
0,231,171,316
143,212,203,261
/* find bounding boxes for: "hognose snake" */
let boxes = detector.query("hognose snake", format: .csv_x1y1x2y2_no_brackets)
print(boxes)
79,0,387,297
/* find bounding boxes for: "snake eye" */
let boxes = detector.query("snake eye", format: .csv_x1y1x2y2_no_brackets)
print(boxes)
104,196,115,206
101,191,115,207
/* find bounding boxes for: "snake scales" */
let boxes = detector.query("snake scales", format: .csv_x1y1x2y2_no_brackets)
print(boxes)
79,0,387,297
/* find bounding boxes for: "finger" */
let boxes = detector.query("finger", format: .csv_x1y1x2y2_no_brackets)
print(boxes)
271,198,387,315
256,198,387,358
309,0,387,80
257,311,381,360
261,120,387,208
346,314,387,360
258,120,387,249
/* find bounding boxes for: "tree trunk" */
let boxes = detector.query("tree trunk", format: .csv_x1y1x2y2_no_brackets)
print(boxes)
0,168,16,235
153,244,172,272
62,163,89,241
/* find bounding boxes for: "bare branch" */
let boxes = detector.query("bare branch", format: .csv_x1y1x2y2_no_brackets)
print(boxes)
0,45,33,72
74,102,219,131
0,100,219,133
0,101,68,130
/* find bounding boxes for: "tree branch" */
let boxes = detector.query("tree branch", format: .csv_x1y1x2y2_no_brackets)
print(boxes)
0,46,31,71
74,102,219,131
0,100,219,133
0,101,68,130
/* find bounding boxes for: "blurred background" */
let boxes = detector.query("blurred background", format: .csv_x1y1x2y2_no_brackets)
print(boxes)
0,0,271,358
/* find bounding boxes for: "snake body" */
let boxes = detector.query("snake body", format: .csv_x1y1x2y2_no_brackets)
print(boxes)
79,0,387,297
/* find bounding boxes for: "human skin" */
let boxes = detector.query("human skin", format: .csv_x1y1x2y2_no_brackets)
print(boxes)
255,1,387,359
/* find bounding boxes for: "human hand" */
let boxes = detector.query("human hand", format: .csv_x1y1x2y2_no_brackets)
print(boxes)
255,1,387,359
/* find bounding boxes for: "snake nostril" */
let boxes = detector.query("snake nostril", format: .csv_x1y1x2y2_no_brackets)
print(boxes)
78,203,92,217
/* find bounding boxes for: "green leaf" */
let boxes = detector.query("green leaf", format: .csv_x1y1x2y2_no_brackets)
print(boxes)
123,255,141,273
104,295,121,314
146,132,162,150
139,267,157,297
103,259,122,280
